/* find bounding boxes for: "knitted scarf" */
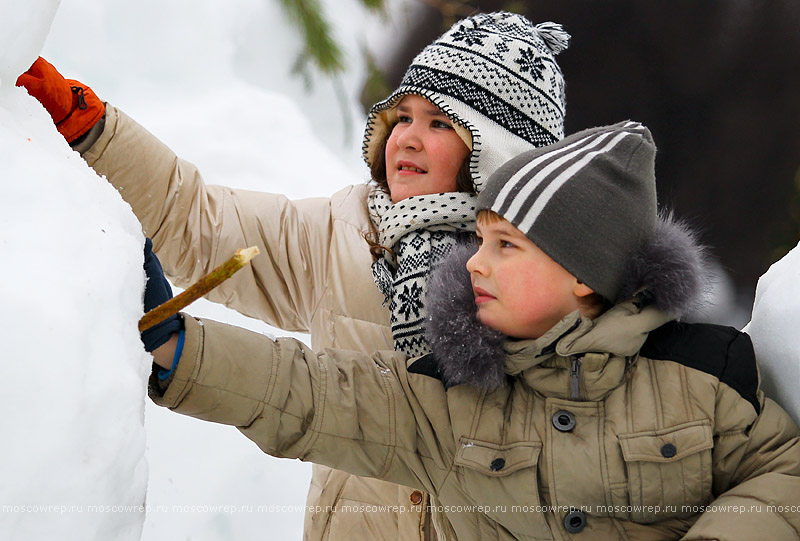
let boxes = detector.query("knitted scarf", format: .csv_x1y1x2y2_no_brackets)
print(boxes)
368,185,477,357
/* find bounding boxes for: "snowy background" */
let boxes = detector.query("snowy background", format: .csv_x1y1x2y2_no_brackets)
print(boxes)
0,0,797,539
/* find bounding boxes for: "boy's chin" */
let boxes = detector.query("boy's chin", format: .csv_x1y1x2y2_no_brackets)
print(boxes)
476,308,506,334
477,309,540,340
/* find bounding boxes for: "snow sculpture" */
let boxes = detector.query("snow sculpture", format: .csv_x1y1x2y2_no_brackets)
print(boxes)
0,1,149,538
744,242,800,424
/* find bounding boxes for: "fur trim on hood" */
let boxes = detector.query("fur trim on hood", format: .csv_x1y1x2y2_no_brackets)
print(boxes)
425,242,507,390
615,212,713,316
424,212,711,391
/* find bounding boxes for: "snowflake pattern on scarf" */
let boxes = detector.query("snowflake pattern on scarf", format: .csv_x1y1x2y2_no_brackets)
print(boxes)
368,186,477,357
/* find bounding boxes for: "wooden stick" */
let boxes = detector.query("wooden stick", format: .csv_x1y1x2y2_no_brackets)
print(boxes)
139,246,260,332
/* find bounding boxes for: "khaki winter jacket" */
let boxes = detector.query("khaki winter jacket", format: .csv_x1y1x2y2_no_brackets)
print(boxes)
151,300,800,541
81,106,433,540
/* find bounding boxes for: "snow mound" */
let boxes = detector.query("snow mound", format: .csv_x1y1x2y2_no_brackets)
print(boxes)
0,0,59,91
744,243,800,423
0,7,149,534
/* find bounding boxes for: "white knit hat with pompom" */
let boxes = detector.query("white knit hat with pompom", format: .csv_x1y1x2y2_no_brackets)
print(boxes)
363,12,571,192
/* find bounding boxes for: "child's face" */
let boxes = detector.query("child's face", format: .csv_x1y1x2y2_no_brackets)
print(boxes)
385,95,470,203
467,216,586,339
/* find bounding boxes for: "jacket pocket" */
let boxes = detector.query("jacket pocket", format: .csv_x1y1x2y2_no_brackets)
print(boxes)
618,419,713,523
453,438,552,539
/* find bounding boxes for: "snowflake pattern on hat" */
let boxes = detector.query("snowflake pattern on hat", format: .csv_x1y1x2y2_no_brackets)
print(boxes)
515,48,547,79
450,23,486,46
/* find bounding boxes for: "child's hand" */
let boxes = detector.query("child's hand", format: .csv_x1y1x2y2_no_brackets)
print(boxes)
16,57,104,142
141,238,182,355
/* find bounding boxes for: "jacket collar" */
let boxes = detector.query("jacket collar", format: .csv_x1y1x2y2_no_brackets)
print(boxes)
502,311,585,375
498,302,672,400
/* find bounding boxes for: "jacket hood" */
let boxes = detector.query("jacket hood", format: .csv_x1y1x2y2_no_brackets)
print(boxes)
425,241,508,390
424,213,712,391
615,211,713,315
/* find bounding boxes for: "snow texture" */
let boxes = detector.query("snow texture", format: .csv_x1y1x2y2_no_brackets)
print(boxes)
744,242,800,424
1,1,148,538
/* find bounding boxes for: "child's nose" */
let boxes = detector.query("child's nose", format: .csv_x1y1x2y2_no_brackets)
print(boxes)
395,123,422,151
466,248,486,275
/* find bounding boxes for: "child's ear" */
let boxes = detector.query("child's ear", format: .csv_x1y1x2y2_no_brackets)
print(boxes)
573,281,594,298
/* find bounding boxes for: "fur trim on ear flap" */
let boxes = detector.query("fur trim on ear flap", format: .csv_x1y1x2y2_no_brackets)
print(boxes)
425,242,507,391
616,211,713,316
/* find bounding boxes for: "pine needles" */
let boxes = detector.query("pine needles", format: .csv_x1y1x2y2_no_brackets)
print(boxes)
276,0,384,79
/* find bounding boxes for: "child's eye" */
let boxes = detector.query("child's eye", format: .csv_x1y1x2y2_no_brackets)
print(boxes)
432,120,453,129
397,115,412,124
501,240,516,248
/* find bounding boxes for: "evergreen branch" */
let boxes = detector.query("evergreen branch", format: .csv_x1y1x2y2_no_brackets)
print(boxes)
361,0,386,12
415,0,475,18
277,0,344,76
138,247,260,332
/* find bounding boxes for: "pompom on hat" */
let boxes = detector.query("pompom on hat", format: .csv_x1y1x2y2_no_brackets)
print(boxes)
363,12,570,193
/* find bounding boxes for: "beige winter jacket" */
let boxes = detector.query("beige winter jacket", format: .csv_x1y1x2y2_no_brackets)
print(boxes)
151,299,800,540
81,106,433,540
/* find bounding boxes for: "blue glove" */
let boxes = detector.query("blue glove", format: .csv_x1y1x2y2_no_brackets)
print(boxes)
141,238,182,353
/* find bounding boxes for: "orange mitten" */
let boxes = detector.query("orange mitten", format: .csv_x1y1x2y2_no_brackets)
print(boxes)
16,57,104,143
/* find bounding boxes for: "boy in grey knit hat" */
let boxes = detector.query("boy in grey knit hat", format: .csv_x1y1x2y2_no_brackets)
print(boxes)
420,120,800,538
472,119,666,320
144,119,800,539
426,120,709,388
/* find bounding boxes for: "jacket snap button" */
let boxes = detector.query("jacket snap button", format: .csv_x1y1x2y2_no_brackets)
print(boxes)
552,410,576,432
661,443,677,458
563,509,587,533
490,458,506,471
409,490,423,505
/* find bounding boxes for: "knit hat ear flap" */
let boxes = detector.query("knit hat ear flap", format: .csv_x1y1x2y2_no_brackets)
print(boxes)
616,211,712,316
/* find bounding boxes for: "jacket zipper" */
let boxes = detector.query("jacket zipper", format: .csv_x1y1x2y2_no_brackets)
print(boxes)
569,356,582,400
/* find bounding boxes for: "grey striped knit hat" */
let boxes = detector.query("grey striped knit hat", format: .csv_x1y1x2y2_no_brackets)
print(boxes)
477,121,658,302
363,12,570,192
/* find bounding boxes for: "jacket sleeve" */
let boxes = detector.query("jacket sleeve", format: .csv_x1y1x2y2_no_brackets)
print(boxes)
151,315,453,494
682,387,800,540
81,105,340,333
